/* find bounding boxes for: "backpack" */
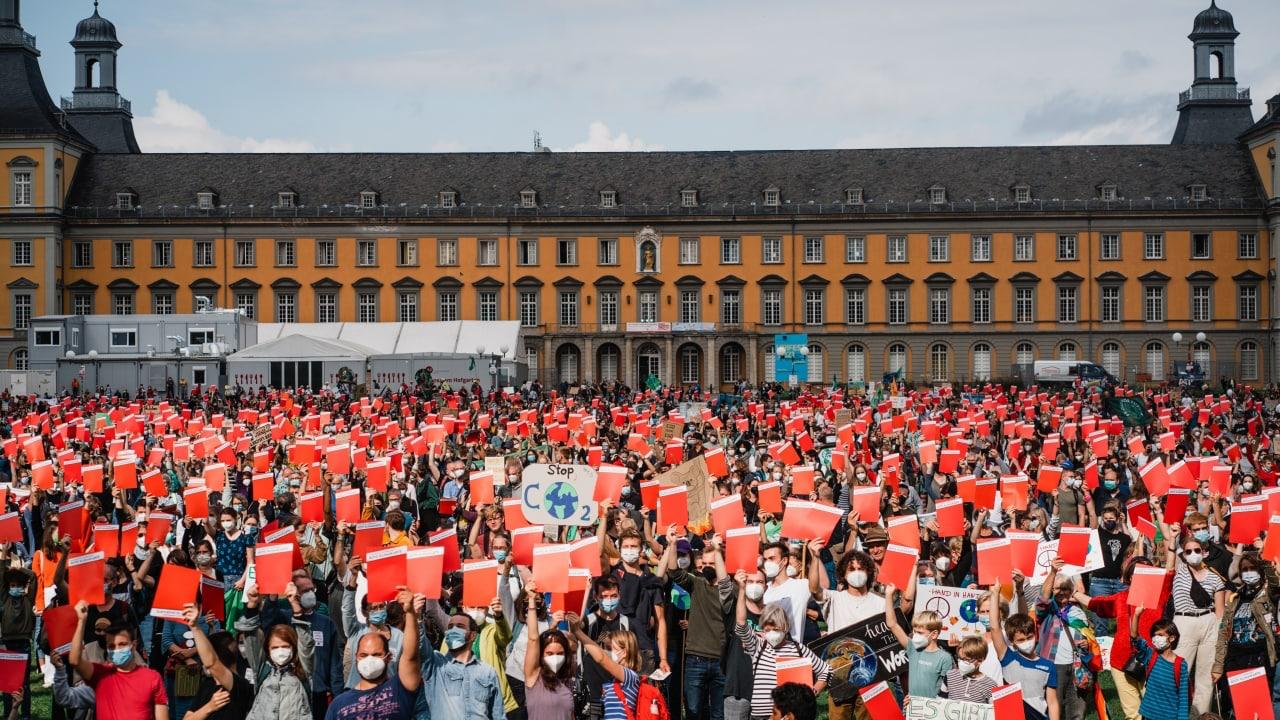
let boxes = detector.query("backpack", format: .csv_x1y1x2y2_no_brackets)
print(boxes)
612,676,671,720
1147,653,1189,695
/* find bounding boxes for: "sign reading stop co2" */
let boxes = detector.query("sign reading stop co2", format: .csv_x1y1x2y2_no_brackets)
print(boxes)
520,464,599,526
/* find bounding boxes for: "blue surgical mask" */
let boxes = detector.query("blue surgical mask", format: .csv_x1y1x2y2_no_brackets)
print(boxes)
600,598,620,613
978,616,991,630
621,486,632,497
368,608,388,625
493,549,508,563
1193,529,1210,544
444,628,469,650
109,647,132,666
917,577,935,586
6,587,22,598
1103,480,1118,490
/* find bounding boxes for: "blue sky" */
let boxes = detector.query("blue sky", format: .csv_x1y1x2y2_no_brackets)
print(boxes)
23,0,1280,152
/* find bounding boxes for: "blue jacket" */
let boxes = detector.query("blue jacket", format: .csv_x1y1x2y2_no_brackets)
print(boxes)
261,601,345,695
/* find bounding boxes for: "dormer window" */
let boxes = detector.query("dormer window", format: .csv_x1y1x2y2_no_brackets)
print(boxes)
929,186,947,204
359,191,379,209
116,191,136,210
763,187,780,207
439,190,457,209
196,191,216,210
600,190,617,208
845,188,864,205
1100,185,1118,202
1014,186,1031,203
520,189,537,208
276,191,296,208
680,189,698,208
1189,184,1208,201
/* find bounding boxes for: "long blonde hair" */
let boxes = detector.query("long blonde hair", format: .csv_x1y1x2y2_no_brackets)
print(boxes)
600,629,640,671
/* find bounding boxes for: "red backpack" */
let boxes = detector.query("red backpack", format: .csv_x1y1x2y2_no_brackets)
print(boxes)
612,676,671,720
1147,653,1190,696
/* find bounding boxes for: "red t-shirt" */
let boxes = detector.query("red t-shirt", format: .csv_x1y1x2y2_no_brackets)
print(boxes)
1088,574,1174,670
87,662,168,720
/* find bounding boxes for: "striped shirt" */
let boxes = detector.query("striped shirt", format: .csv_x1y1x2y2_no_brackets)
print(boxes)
601,667,639,720
943,669,996,703
735,623,832,718
1132,639,1190,720
1171,563,1225,613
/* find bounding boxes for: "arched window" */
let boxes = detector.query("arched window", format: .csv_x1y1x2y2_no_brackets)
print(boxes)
556,344,580,384
679,345,701,385
1211,50,1224,80
1240,340,1259,380
972,343,992,382
887,343,907,375
846,344,866,384
929,344,949,383
87,58,100,88
11,349,27,371
763,344,776,382
1192,341,1211,376
598,344,620,383
1015,342,1035,366
1058,341,1078,361
1144,341,1165,381
807,343,825,384
1101,342,1121,378
719,343,743,385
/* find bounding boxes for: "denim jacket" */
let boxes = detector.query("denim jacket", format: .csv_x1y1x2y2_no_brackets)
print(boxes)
414,649,504,720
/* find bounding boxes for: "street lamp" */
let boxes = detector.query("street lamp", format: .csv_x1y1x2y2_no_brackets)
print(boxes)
478,344,508,390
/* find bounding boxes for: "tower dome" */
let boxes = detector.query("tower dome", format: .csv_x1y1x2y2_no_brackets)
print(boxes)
73,2,119,47
1190,1,1238,40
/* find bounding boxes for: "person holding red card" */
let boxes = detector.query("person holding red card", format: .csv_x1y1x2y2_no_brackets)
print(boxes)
1210,553,1279,719
70,600,168,720
988,580,1059,720
1167,532,1226,715
327,587,423,720
1127,606,1191,720
179,603,255,720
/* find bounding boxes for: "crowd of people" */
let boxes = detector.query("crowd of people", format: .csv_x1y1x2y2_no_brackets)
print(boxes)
0,374,1276,720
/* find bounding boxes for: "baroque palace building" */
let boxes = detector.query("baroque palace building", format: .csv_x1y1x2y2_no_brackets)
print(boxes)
3,0,1280,389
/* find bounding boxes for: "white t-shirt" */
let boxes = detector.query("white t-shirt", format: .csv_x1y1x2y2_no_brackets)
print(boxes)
823,589,884,633
980,637,1005,684
763,577,812,642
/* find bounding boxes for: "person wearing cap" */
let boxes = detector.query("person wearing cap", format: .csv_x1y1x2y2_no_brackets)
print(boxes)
859,524,889,567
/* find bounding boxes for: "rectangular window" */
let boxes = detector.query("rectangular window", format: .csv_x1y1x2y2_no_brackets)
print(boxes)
436,238,457,266
1239,232,1258,259
439,191,456,209
1015,287,1035,323
679,289,700,324
599,190,616,208
1239,285,1258,321
13,294,31,330
928,235,949,262
558,291,579,326
277,192,296,209
930,187,946,204
762,289,782,326
357,240,377,266
679,237,700,265
845,235,865,263
520,190,537,208
638,291,659,323
803,236,824,263
599,291,618,327
1192,286,1212,322
153,293,174,315
762,236,782,264
845,288,866,325
32,327,60,346
478,238,498,266
275,293,296,322
681,189,698,207
477,291,498,322
11,240,31,266
12,171,32,206
518,291,539,327
193,240,214,267
887,288,907,325
720,290,740,326
518,238,537,265
1057,286,1078,323
189,328,215,346
358,292,379,322
235,293,256,319
763,189,780,206
112,293,134,315
197,193,214,210
235,240,255,267
1143,285,1165,322
971,287,991,324
316,293,337,323
1057,234,1077,261
597,237,617,266
1143,233,1164,260
1191,233,1211,259
109,329,137,348
116,193,134,210
720,237,740,264
112,240,132,268
887,235,907,263
397,239,418,266
929,288,950,324
72,240,92,268
72,294,92,315
1100,233,1120,260
970,235,991,262
275,239,295,267
360,192,378,209
1015,187,1031,203
556,238,578,265
803,289,824,325
1014,234,1035,261
314,239,336,267
1101,286,1120,322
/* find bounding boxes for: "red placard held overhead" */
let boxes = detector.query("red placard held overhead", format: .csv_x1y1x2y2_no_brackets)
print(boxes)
709,494,745,536
1127,566,1168,609
253,544,293,595
67,552,105,606
406,547,444,600
150,564,202,621
365,546,408,604
878,544,918,590
533,544,572,595
724,526,762,575
462,559,500,608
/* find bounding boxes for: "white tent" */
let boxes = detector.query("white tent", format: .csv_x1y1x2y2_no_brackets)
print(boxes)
227,334,377,362
255,321,520,359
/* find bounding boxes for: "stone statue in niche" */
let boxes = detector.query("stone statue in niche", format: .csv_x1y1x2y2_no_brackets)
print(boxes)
635,225,660,273
640,242,656,272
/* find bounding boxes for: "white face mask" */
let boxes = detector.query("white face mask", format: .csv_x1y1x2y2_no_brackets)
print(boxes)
911,633,929,649
465,608,489,626
1151,635,1170,650
269,647,293,666
785,564,799,578
676,557,691,570
1015,639,1036,656
934,556,951,572
1242,571,1262,586
846,570,868,589
855,472,866,480
221,520,236,532
763,561,783,579
745,583,765,601
357,656,387,680
620,548,640,564
765,630,787,647
957,660,978,675
1184,552,1204,566
543,654,566,672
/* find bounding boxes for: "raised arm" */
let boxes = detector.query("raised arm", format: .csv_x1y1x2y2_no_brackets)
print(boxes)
397,588,421,693
183,604,233,690
523,582,543,686
68,601,94,684
882,585,911,649
988,580,1007,659
806,539,824,598
567,612,627,683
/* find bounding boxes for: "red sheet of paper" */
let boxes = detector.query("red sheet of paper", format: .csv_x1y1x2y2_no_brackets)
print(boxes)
569,535,602,576
757,481,783,514
150,563,202,620
428,528,462,573
365,546,408,604
710,494,745,536
878,544,918,590
67,551,105,606
703,448,728,478
184,487,209,521
1127,566,1167,609
335,488,362,524
1230,503,1266,544
657,485,689,530
469,471,495,506
1057,526,1091,566
352,520,384,561
851,486,881,523
533,544,572,595
724,526,761,575
201,577,226,622
299,491,324,524
976,538,1013,587
935,498,965,538
774,657,814,688
144,513,173,546
594,465,628,503
253,543,293,595
462,559,500,607
406,547,444,599
779,500,843,543
886,515,919,550
510,526,543,567
0,653,25,694
991,685,1025,720
43,604,78,655
1227,667,1276,720
859,682,904,720
1006,531,1041,575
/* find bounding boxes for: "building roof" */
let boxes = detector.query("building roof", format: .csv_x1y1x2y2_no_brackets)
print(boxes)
1191,1,1238,39
72,6,120,47
64,144,1265,218
227,333,379,362
255,321,521,358
68,112,140,154
0,34,91,145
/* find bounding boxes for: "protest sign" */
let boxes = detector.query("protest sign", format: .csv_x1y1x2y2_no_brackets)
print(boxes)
520,464,599,526
656,456,714,531
1030,529,1105,581
906,697,993,720
807,612,908,704
916,584,986,640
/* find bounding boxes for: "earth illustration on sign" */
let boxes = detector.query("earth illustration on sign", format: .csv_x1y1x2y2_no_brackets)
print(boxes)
825,636,879,691
544,482,579,520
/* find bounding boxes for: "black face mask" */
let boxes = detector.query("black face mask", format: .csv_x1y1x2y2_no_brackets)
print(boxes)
700,566,718,584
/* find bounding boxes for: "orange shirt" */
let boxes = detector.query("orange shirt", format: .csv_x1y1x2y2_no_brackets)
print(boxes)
31,549,62,614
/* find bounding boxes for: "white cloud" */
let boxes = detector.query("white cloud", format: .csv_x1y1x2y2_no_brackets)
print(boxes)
133,90,318,153
555,122,663,152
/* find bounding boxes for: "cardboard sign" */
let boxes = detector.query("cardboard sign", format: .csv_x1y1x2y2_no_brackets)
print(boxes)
906,697,992,720
519,464,599,526
916,584,987,640
809,612,908,704
656,456,714,529
1030,529,1106,581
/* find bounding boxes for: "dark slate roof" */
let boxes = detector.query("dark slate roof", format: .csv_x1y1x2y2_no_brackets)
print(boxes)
1172,104,1255,145
1191,1,1237,39
66,144,1264,217
0,43,90,144
67,111,140,154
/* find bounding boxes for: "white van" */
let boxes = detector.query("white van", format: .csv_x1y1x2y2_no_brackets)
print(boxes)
1033,360,1117,387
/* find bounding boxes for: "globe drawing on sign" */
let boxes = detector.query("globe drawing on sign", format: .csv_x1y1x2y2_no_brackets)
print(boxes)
544,482,579,521
824,636,880,698
958,598,980,623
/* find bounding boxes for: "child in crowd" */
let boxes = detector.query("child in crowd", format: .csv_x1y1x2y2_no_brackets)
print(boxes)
1130,609,1190,720
942,636,996,703
989,581,1059,720
884,584,953,698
